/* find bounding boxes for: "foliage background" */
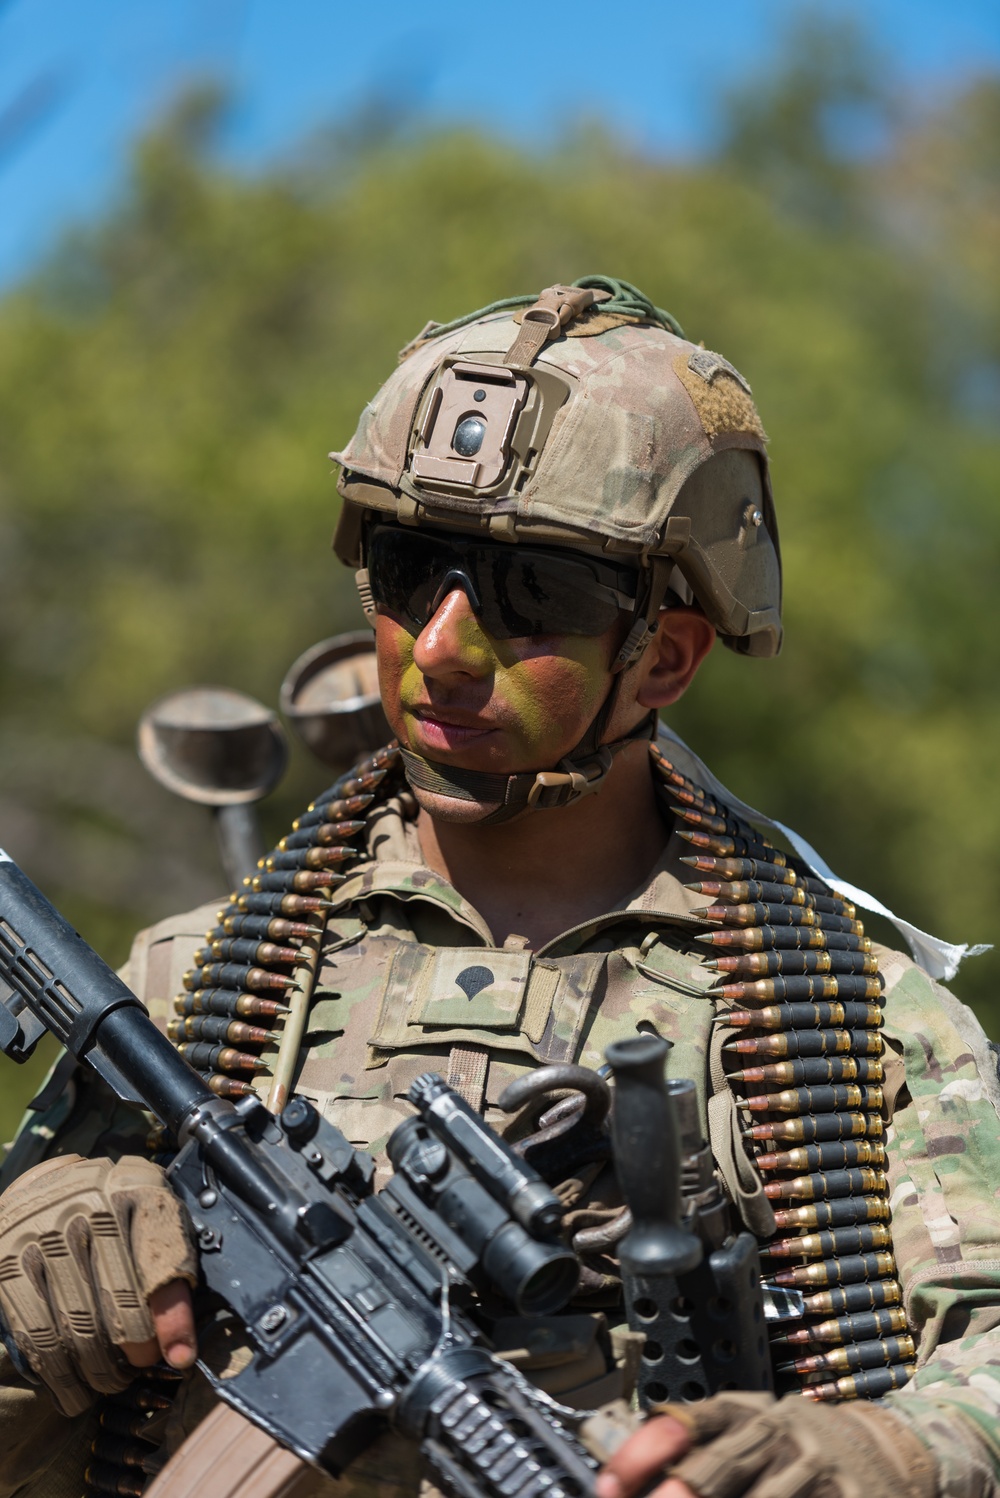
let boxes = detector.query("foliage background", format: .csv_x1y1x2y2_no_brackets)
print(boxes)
1,21,998,1138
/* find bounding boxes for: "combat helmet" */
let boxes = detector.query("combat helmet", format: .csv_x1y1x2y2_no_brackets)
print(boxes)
331,275,781,821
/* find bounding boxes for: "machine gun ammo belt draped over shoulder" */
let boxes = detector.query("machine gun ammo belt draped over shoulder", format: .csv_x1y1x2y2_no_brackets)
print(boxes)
172,738,913,1413
166,742,408,1114
649,743,914,1403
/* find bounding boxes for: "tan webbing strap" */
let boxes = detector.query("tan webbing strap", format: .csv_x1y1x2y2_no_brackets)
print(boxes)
707,1022,776,1239
503,312,553,368
503,284,609,368
446,1045,489,1112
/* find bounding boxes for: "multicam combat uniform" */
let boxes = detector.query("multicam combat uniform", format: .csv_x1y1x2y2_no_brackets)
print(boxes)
3,779,1000,1498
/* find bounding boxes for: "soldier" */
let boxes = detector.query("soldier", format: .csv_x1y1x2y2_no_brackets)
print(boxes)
1,277,999,1498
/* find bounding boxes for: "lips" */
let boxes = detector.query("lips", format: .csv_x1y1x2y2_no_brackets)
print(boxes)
408,705,498,753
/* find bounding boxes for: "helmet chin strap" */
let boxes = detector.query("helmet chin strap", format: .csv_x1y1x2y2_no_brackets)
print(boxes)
399,678,658,827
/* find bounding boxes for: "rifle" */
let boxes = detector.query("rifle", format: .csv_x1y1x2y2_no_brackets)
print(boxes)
0,851,598,1498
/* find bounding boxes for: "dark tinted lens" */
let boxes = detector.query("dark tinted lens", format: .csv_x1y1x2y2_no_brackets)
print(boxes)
367,527,633,640
367,529,454,629
485,551,625,638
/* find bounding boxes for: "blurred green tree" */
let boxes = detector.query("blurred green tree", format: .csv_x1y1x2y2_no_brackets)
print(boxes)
0,28,996,1143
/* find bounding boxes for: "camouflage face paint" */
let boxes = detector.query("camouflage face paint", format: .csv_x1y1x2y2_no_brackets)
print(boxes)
375,591,616,773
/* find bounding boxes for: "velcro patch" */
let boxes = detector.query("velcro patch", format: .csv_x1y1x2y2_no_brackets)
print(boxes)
687,347,753,393
415,947,531,1029
673,352,767,442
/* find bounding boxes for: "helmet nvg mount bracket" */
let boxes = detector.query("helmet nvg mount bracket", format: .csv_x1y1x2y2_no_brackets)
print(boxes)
330,276,782,824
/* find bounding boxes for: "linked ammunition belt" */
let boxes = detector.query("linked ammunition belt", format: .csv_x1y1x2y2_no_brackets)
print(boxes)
83,744,405,1498
650,742,914,1403
83,1368,182,1496
167,741,404,1105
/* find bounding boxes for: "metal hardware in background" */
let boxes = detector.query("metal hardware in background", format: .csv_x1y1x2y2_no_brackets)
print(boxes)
137,686,288,889
280,632,391,772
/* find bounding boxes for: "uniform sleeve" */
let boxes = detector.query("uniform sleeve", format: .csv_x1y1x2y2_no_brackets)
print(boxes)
877,944,1000,1495
0,1348,98,1498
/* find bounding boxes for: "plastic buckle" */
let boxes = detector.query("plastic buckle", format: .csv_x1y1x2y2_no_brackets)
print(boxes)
520,305,563,332
525,769,589,810
525,747,614,810
355,568,376,623
523,285,602,333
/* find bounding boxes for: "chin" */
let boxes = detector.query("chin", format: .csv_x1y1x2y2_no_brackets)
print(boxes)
410,786,505,825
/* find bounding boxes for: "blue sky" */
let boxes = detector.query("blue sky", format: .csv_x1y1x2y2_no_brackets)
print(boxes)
0,0,998,287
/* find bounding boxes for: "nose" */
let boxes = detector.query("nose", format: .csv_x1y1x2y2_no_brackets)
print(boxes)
412,587,494,680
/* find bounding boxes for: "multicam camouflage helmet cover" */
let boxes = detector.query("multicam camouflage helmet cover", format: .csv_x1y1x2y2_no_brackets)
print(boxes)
332,275,782,660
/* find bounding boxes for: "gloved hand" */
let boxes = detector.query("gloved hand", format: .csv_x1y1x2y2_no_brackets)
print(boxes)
596,1390,938,1498
0,1153,198,1417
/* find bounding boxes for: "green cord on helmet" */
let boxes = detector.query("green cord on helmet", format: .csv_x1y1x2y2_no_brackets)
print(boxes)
408,274,684,349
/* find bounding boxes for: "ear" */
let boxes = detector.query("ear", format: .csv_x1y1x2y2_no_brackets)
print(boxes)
633,607,716,710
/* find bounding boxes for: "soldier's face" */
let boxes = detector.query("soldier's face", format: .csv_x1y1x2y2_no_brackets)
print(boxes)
375,586,620,776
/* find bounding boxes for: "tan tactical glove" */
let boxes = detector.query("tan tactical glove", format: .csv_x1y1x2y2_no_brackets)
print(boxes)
600,1391,938,1498
0,1153,197,1418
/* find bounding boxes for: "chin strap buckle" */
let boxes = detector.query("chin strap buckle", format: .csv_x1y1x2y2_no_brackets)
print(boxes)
525,748,615,811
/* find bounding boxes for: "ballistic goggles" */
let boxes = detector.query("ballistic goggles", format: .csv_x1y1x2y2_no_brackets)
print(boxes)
365,525,641,641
